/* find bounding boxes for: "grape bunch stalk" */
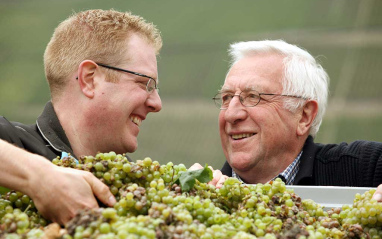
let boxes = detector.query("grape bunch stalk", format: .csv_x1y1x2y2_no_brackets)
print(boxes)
0,152,381,238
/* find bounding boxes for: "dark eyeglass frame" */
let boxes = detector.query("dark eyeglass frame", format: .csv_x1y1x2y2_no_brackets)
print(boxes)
96,62,159,93
212,90,306,110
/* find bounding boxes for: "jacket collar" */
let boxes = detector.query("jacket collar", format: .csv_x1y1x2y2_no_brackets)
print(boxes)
294,135,320,185
36,101,75,158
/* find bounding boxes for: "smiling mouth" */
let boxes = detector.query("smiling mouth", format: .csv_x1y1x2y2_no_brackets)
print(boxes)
231,133,255,140
130,116,142,126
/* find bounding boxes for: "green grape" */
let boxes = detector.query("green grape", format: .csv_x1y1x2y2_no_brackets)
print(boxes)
113,180,123,188
102,208,117,220
135,170,143,178
103,172,111,181
20,195,30,205
143,157,152,167
8,192,18,203
52,157,60,165
94,162,104,172
99,222,111,234
122,163,132,173
110,185,118,195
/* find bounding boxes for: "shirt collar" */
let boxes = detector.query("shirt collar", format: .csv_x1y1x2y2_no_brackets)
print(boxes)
276,151,302,185
232,151,303,185
36,101,75,157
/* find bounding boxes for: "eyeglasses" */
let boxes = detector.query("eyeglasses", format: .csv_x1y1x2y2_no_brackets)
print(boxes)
96,63,159,93
212,90,305,110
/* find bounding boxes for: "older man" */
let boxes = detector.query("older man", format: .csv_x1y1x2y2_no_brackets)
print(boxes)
194,40,382,200
0,9,162,224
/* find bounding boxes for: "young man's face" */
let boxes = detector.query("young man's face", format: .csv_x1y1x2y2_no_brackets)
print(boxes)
90,33,162,154
219,53,300,175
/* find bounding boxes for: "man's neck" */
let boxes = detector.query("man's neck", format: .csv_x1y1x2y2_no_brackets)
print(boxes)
53,98,95,158
235,142,306,184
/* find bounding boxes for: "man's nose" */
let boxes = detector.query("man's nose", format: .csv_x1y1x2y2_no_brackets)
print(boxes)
147,90,162,112
223,96,247,124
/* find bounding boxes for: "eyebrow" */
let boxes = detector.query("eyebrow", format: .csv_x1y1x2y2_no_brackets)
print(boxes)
243,86,253,92
136,74,158,82
137,75,159,86
219,85,262,93
218,88,233,93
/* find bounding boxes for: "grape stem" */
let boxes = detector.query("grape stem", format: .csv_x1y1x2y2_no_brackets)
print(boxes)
170,165,175,185
24,204,31,213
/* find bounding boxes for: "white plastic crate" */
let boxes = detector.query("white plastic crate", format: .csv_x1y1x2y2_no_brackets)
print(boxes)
286,185,374,209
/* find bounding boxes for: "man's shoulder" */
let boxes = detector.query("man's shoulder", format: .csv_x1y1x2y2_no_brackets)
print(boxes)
0,116,57,159
0,116,28,145
315,140,382,162
221,161,233,177
1,115,36,131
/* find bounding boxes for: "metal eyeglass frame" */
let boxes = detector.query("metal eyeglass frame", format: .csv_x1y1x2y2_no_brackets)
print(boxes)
96,62,159,93
212,90,306,109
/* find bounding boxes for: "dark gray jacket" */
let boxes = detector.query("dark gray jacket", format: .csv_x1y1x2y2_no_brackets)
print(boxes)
221,136,382,187
0,101,75,161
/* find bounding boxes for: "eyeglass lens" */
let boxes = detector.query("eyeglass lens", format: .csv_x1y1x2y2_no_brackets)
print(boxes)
147,79,156,93
216,90,261,108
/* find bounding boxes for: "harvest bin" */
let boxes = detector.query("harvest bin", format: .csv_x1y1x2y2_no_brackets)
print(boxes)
287,185,374,209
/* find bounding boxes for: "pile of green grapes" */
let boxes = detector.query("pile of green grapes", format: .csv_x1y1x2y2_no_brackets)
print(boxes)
1,152,382,238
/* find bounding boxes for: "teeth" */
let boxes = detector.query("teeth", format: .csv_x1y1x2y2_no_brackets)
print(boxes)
232,133,254,140
130,116,142,126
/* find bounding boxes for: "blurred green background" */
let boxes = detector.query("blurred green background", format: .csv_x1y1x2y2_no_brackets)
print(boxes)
1,0,381,169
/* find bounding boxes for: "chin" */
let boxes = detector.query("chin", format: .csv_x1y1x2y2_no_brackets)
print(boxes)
125,141,138,153
229,156,255,172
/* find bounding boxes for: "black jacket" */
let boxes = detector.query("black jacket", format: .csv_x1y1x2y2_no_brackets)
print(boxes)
0,101,75,161
221,136,382,187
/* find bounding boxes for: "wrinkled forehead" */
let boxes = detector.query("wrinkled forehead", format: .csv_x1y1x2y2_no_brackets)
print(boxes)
220,84,264,93
221,74,283,94
221,53,284,93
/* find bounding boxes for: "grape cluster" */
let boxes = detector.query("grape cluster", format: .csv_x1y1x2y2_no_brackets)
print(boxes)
0,190,48,231
339,188,382,238
0,152,381,238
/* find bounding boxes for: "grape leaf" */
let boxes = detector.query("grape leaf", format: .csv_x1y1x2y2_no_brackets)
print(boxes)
0,186,10,195
174,164,213,192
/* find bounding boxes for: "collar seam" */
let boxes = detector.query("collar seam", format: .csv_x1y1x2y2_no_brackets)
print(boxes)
36,120,63,153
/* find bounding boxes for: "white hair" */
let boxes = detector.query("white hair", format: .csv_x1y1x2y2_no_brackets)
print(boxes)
228,40,329,137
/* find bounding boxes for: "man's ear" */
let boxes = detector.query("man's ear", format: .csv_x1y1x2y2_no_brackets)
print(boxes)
297,100,319,136
77,60,99,99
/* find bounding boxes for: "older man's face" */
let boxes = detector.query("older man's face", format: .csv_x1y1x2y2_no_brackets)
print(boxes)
219,53,300,174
